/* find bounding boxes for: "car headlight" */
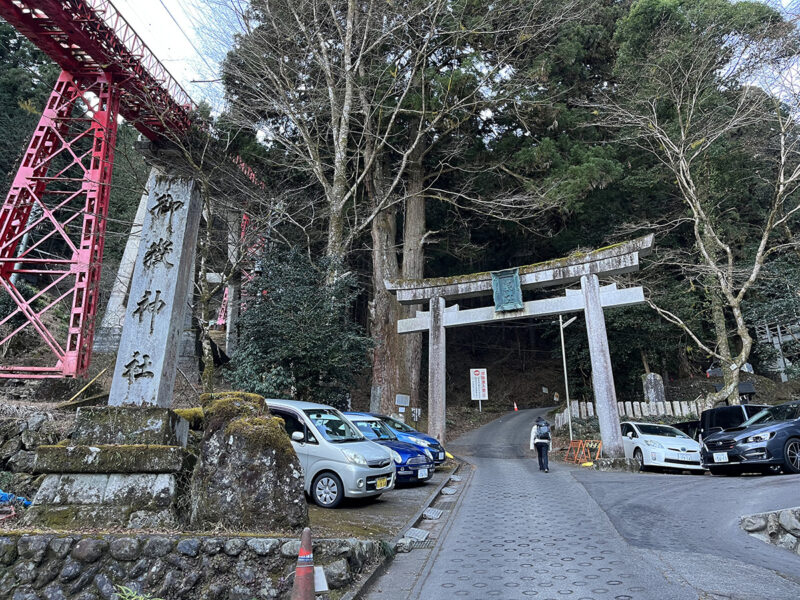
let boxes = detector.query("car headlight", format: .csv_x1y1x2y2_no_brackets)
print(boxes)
408,436,430,447
644,439,664,449
342,449,367,465
745,432,775,443
391,450,402,464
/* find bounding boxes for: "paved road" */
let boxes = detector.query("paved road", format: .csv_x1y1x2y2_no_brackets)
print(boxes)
365,408,800,600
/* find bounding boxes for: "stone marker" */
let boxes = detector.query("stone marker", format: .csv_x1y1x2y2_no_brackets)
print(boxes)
643,373,666,406
108,169,202,407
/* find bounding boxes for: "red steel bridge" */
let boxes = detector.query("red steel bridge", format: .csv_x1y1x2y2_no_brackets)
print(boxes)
0,0,196,378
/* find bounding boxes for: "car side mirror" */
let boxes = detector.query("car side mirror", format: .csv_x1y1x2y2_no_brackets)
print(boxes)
291,431,305,442
626,432,633,439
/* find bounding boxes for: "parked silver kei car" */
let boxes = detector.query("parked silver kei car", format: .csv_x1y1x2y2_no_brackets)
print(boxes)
266,399,396,508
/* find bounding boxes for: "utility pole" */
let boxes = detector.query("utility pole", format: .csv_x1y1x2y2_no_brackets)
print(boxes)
560,315,577,441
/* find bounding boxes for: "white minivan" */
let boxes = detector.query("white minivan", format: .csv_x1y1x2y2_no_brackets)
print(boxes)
266,399,396,508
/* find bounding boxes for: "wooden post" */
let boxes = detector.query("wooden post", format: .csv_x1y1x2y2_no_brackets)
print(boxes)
428,296,447,442
581,274,624,457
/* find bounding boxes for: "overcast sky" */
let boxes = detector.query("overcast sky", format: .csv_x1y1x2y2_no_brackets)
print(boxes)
112,0,228,112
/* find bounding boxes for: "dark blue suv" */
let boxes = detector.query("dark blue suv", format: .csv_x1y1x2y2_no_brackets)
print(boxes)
701,401,800,475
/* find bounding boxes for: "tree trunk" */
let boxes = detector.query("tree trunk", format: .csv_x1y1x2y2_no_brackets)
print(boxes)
197,191,216,394
710,289,739,406
369,203,403,413
400,138,426,411
640,348,650,374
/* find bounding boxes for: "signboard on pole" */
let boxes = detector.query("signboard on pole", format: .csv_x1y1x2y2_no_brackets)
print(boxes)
470,368,488,412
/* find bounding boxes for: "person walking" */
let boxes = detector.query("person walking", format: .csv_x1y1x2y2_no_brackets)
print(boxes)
530,416,552,472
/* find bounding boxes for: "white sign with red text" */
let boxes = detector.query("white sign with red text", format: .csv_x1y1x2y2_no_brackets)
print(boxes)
470,368,488,401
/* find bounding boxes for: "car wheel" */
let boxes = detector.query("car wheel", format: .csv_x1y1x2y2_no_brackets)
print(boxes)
633,448,645,471
782,439,800,474
312,472,344,508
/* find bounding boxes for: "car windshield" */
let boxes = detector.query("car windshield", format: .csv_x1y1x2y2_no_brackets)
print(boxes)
635,424,690,439
381,415,416,433
304,409,363,443
353,420,396,441
742,403,800,426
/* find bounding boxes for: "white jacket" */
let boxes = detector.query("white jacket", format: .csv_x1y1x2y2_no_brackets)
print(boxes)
530,422,551,449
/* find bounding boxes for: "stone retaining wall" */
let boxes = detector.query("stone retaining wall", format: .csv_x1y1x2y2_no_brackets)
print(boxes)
741,506,800,556
0,532,383,599
1,415,66,502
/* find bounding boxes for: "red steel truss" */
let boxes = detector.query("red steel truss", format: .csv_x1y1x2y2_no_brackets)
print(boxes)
0,0,195,377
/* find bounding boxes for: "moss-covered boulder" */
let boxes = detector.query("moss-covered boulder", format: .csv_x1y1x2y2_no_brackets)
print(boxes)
189,392,307,531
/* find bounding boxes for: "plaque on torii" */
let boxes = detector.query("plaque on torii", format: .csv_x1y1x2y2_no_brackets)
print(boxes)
385,235,654,457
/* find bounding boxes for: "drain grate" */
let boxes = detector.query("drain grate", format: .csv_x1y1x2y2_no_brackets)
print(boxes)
422,507,444,520
409,538,436,550
405,527,430,542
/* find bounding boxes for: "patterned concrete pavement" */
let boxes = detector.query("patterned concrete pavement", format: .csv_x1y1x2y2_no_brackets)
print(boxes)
363,408,800,600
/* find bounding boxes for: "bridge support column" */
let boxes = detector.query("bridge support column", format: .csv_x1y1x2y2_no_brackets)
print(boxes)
108,170,201,407
428,296,446,443
581,274,624,458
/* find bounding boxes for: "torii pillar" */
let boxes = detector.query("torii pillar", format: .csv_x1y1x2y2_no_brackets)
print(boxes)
428,297,447,443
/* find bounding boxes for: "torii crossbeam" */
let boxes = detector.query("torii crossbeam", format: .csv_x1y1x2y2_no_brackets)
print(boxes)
386,235,654,457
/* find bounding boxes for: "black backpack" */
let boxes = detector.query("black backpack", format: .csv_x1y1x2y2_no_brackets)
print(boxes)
537,422,551,440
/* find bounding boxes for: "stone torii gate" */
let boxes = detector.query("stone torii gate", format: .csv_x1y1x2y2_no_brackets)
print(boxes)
385,235,654,458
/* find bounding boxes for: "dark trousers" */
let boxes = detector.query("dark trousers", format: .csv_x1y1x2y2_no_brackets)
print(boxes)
535,443,549,471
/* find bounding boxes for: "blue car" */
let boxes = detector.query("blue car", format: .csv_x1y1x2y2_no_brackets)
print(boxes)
344,413,435,483
368,412,447,465
701,400,800,475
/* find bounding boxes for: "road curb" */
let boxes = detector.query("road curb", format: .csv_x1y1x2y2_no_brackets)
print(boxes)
343,458,468,600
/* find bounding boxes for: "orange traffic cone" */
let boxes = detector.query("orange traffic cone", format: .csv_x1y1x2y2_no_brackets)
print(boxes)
291,527,314,600
513,402,518,411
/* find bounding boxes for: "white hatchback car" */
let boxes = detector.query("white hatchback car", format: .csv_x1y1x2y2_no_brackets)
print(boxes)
621,422,705,472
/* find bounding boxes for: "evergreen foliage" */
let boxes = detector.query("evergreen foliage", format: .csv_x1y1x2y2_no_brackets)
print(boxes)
227,250,372,409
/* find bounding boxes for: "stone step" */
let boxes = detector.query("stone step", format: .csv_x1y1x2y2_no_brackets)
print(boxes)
34,444,186,474
72,406,188,447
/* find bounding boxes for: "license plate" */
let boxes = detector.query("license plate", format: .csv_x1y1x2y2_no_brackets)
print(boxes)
417,468,428,479
713,452,729,463
376,477,388,489
438,452,444,460
679,453,691,462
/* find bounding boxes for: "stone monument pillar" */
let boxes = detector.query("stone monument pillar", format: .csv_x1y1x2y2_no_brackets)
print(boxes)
108,170,202,407
92,169,153,353
428,296,447,443
581,274,624,457
26,168,200,530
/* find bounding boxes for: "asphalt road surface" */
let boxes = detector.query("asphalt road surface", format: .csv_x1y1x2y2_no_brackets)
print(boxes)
365,408,800,600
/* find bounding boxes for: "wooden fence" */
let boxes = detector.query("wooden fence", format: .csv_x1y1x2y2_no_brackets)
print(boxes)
552,400,701,430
